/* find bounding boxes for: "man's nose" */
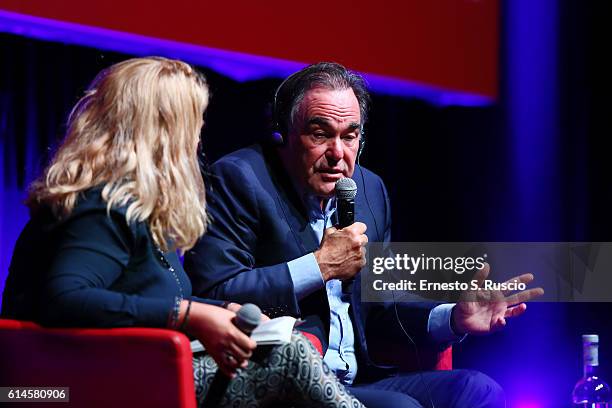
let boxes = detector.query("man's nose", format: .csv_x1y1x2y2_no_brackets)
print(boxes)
325,138,343,163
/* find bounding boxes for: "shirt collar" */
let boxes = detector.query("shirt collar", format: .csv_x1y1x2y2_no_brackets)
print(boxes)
290,179,336,221
303,194,336,221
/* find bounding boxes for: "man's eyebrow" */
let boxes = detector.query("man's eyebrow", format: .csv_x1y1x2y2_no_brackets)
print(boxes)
306,117,331,127
306,118,361,132
347,122,361,131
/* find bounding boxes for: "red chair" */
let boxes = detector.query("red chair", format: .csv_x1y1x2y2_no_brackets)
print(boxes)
0,319,197,407
0,318,323,408
366,324,453,372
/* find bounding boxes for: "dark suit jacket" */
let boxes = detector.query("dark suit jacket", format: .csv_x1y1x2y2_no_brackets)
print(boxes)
185,144,437,382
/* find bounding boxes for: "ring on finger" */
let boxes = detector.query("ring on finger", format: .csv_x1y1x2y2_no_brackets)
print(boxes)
224,352,236,364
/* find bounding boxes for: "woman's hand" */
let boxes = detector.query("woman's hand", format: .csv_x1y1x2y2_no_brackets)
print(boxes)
225,302,270,322
181,301,257,377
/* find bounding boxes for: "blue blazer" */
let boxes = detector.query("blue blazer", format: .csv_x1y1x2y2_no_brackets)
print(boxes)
185,144,436,381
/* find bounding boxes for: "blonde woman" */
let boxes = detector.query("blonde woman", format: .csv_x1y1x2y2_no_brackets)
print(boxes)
1,57,365,408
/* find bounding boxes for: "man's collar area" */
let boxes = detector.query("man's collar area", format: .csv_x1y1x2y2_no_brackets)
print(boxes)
303,194,336,220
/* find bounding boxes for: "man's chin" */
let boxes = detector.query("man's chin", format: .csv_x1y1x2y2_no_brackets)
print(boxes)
309,182,336,198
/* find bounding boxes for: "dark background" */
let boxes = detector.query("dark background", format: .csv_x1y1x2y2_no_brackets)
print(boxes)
1,1,610,407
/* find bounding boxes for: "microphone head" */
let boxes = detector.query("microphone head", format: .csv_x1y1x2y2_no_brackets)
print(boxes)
335,177,357,200
235,303,262,333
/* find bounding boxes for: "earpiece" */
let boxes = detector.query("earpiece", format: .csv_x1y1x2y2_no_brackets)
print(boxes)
270,131,284,146
357,131,365,163
270,75,291,146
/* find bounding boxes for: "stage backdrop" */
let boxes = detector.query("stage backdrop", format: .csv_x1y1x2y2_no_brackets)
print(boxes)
1,2,610,407
0,0,498,103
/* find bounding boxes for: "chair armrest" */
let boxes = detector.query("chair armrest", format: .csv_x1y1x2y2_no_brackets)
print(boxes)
0,319,196,408
299,331,323,355
436,347,453,370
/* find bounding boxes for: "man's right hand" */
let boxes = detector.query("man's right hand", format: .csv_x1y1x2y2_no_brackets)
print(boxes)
314,222,368,282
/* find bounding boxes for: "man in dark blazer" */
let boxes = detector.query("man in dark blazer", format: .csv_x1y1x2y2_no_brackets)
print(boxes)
185,63,538,407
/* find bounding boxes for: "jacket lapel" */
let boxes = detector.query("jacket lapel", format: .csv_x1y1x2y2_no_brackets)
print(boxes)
262,146,320,254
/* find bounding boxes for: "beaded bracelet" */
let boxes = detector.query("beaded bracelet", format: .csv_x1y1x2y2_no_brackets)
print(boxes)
169,296,182,329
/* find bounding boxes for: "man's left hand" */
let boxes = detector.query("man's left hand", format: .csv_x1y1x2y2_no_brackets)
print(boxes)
451,263,544,335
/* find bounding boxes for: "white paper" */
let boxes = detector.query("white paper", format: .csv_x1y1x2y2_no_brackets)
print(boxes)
251,316,297,345
190,316,297,353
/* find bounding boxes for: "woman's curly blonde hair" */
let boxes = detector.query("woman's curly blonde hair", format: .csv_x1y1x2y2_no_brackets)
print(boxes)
27,57,209,253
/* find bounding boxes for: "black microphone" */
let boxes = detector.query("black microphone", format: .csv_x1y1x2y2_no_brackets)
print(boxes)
203,303,262,407
335,177,357,228
335,178,358,294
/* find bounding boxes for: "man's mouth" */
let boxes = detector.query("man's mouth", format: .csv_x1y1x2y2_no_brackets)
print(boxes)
318,168,343,175
318,169,344,181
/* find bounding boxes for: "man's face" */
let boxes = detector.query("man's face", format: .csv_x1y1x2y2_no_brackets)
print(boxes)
283,87,361,198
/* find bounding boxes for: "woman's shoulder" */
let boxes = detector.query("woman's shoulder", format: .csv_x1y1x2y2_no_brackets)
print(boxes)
63,187,147,243
71,186,128,217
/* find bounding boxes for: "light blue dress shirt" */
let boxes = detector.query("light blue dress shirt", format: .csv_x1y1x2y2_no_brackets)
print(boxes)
287,196,461,385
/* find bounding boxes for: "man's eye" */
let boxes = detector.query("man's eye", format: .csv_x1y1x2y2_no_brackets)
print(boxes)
313,132,327,139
